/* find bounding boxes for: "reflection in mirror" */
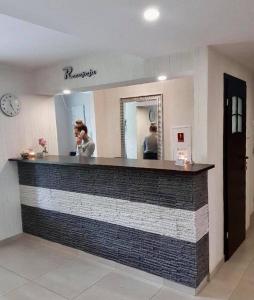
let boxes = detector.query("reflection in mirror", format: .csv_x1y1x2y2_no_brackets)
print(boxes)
231,96,243,134
54,92,97,156
232,96,237,115
232,115,237,134
121,95,163,160
238,97,242,115
54,77,194,161
238,115,242,133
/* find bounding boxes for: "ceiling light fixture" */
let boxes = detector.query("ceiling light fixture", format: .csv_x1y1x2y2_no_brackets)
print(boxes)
158,75,167,81
63,89,71,95
143,7,160,22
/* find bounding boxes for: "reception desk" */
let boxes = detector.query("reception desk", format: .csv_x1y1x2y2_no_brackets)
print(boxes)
10,156,214,292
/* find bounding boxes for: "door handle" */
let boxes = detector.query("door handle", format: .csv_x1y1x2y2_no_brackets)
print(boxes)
238,156,249,160
245,157,249,171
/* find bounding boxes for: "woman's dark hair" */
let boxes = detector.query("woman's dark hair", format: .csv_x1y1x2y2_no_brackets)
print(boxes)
149,124,157,133
75,120,88,134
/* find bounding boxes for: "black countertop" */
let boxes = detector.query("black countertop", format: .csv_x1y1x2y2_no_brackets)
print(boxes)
9,155,214,174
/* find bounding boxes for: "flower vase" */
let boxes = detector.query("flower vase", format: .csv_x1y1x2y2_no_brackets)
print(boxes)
42,147,48,157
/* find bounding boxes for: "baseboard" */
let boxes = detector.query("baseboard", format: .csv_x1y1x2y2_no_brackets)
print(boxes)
195,276,209,295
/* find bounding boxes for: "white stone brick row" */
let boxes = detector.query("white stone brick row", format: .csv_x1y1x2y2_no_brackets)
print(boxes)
20,185,208,243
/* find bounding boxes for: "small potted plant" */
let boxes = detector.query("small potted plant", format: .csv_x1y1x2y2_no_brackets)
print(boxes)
38,138,48,157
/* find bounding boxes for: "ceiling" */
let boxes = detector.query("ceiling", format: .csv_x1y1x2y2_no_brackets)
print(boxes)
0,0,254,69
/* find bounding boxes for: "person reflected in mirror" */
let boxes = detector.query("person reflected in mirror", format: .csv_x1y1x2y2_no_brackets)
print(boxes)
74,120,95,157
143,123,158,160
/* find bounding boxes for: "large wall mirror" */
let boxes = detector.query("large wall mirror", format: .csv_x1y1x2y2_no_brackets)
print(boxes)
54,77,194,161
120,94,164,160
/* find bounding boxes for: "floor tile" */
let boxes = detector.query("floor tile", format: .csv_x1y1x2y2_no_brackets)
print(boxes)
76,271,160,300
2,282,66,300
151,287,194,300
1,231,254,300
116,263,163,286
0,266,27,296
25,235,81,257
77,249,117,269
212,261,245,289
242,260,254,282
198,278,233,300
0,239,70,280
35,257,112,299
229,278,254,300
228,242,254,268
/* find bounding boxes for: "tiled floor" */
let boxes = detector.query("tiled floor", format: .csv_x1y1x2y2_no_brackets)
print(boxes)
0,220,253,300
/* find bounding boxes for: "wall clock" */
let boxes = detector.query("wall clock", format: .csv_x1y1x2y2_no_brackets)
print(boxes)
0,93,21,117
149,109,156,122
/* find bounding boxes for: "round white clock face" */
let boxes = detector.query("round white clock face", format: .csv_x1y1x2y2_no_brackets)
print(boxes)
0,94,21,117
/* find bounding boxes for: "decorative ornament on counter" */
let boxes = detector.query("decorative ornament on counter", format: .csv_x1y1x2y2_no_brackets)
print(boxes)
20,149,36,160
20,151,30,160
0,93,21,117
38,138,48,157
175,148,192,166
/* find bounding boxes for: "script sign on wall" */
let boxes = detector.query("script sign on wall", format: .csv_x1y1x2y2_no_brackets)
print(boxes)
63,66,97,80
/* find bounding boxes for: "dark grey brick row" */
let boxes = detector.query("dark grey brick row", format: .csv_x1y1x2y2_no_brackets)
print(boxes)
21,205,209,288
18,163,208,211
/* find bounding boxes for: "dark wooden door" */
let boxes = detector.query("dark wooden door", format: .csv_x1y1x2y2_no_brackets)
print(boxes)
224,73,247,260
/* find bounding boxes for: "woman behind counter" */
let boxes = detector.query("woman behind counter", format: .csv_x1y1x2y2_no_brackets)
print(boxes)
75,120,95,157
143,124,158,160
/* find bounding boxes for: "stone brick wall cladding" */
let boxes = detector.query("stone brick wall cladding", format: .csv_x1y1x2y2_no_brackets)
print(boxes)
18,163,207,211
18,162,209,289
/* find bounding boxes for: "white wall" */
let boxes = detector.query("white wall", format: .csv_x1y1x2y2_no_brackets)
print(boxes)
207,48,254,272
32,51,194,95
193,48,209,163
0,64,58,241
93,77,194,159
33,53,146,95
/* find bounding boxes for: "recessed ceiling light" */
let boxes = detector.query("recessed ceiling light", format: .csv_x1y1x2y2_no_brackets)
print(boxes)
63,89,71,95
158,75,167,81
143,7,160,22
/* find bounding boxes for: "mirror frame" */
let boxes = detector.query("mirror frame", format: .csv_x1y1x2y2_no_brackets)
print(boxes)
120,94,164,160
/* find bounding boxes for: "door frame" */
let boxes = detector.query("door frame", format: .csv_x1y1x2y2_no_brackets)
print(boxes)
223,73,247,260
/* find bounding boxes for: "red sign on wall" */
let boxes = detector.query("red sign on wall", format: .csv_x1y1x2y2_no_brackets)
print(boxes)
178,132,184,142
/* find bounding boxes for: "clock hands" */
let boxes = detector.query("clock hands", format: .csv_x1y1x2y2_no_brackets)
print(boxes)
10,101,16,113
